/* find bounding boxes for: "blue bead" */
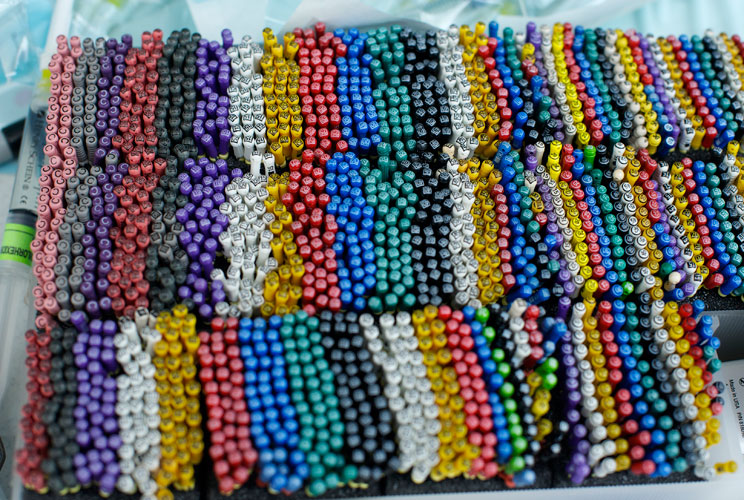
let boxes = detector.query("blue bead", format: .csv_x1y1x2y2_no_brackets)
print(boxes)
352,296,367,311
651,429,666,446
640,414,656,430
295,462,310,480
489,372,504,390
629,383,643,399
513,469,536,486
259,463,276,482
497,441,513,460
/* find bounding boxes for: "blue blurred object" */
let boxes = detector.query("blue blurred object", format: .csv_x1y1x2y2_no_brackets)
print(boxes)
0,0,53,165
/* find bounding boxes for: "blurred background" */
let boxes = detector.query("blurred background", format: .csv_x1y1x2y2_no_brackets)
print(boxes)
1,0,744,498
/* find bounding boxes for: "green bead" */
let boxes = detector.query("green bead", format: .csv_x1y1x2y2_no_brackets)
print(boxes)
384,214,398,228
322,453,337,469
280,324,293,339
508,423,523,438
507,412,521,426
320,382,335,396
547,259,560,274
302,364,317,378
401,275,415,289
342,464,358,483
542,373,558,390
497,360,510,377
315,358,329,374
295,400,309,415
326,407,340,423
645,389,658,403
499,381,514,398
631,344,643,359
526,220,540,234
537,357,559,374
658,414,673,430
384,293,398,310
373,232,386,247
287,363,301,377
308,478,327,496
299,437,313,452
389,270,402,284
329,433,344,452
503,398,517,414
294,310,309,325
305,377,319,391
672,457,687,473
319,369,333,383
659,261,675,277
307,451,320,465
325,472,340,489
621,281,634,296
475,307,490,324
505,455,525,475
709,358,721,373
296,337,310,351
301,426,315,441
401,293,416,309
315,441,330,457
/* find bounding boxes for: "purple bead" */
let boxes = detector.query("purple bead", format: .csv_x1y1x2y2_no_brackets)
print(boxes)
204,162,218,179
100,349,116,371
199,302,213,318
102,417,118,434
87,345,101,362
194,278,208,293
212,288,226,304
88,360,103,375
89,459,104,480
75,353,89,369
204,237,219,254
99,296,112,311
76,431,92,448
186,242,200,259
101,390,117,405
71,310,89,331
93,434,109,452
108,434,122,451
90,412,104,427
74,453,88,469
188,262,202,277
96,279,109,295
199,252,214,273
103,320,117,336
100,402,115,418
